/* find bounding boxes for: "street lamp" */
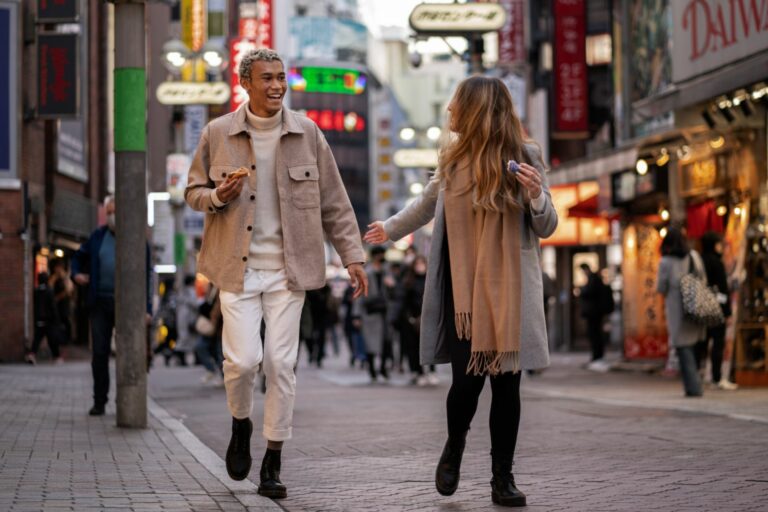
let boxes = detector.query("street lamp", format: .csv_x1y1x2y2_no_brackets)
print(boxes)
161,39,191,75
426,126,442,141
399,127,416,142
161,38,227,78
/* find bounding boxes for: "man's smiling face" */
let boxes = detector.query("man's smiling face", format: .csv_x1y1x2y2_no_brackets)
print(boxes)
241,59,287,117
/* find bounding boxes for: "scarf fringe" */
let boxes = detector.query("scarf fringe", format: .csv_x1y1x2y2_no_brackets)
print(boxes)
466,350,521,376
455,312,472,340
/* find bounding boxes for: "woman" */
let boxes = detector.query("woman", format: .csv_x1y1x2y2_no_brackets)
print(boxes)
364,76,557,507
656,226,706,397
700,231,737,390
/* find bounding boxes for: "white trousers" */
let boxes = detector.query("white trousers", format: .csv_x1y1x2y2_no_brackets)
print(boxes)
219,268,305,441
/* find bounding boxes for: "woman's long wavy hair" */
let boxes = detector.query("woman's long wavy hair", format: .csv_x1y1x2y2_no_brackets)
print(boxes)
438,75,530,212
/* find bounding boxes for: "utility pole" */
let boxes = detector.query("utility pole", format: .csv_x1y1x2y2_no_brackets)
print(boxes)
113,0,148,428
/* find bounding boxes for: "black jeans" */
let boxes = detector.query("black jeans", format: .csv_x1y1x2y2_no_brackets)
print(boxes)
31,323,61,358
90,297,115,407
444,261,522,459
706,325,726,383
586,315,604,361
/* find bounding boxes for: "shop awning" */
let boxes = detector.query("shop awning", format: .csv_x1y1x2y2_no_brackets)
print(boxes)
548,145,638,186
567,193,598,218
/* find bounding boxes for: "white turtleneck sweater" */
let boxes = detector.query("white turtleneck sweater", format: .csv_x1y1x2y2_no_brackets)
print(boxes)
245,107,284,269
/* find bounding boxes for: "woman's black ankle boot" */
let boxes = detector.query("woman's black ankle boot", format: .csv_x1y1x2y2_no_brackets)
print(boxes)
435,434,466,496
490,454,526,507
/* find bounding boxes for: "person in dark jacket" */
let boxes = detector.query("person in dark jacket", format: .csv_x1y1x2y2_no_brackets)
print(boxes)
579,263,609,370
71,196,152,416
700,232,737,390
26,272,63,364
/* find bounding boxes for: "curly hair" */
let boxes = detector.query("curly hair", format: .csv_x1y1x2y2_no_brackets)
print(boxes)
238,48,283,81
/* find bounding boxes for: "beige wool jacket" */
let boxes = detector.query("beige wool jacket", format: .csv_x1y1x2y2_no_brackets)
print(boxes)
185,105,365,293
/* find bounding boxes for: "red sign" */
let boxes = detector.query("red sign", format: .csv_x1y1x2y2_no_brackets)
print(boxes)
303,109,366,133
229,37,257,112
239,17,258,39
38,33,78,117
497,0,525,65
256,0,273,49
553,0,588,133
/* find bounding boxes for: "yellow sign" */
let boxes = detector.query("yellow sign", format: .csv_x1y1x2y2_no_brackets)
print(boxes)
379,189,392,200
181,0,206,52
379,172,391,182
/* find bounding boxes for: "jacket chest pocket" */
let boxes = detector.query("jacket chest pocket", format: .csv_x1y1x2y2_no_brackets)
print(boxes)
288,164,320,209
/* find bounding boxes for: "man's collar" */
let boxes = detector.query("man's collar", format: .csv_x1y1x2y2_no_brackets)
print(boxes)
228,102,304,137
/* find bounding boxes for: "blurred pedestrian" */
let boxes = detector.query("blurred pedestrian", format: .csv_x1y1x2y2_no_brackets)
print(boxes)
343,283,366,366
195,285,224,386
700,232,737,390
579,263,613,372
400,255,438,386
306,284,331,367
176,275,200,362
26,272,63,364
71,195,152,416
154,278,186,366
49,258,74,345
353,246,391,382
365,75,558,507
184,47,367,495
656,226,706,397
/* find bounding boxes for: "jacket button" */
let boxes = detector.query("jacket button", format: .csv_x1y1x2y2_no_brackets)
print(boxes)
242,256,247,262
250,195,256,200
247,226,252,231
222,172,227,178
251,165,256,170
305,171,310,177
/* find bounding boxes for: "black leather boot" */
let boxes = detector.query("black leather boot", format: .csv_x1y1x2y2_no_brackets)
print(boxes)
225,417,252,481
435,434,466,496
490,454,526,507
258,448,287,499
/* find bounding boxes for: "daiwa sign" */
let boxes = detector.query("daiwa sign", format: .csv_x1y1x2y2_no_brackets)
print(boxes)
673,0,768,82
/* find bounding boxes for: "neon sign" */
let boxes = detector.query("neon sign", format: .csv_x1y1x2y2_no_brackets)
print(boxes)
288,67,367,95
300,109,366,133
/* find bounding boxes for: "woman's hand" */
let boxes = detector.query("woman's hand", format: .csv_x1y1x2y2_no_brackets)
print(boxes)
515,163,542,199
363,221,389,245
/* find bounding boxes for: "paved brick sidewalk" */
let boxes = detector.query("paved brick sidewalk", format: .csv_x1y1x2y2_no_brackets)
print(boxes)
149,350,768,512
0,363,280,512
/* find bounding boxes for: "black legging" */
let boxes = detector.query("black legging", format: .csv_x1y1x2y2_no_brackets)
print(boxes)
443,245,522,459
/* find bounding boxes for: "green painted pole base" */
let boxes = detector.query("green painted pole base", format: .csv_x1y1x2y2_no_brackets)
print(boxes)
114,68,146,152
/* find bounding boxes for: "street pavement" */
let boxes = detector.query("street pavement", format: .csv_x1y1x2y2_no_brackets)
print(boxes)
2,349,768,511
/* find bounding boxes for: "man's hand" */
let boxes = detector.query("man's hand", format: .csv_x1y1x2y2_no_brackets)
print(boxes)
74,274,90,286
363,221,389,245
216,174,246,203
347,263,368,299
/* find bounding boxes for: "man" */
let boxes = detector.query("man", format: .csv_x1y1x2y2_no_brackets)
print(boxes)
579,263,612,372
185,48,368,498
71,196,151,416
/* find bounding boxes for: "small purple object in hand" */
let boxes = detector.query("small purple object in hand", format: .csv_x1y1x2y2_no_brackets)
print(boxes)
508,160,520,174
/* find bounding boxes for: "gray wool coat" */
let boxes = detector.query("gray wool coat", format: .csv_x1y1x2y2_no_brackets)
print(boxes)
383,144,558,372
656,251,707,348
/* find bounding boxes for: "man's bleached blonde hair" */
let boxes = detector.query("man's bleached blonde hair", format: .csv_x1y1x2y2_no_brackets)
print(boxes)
238,48,283,81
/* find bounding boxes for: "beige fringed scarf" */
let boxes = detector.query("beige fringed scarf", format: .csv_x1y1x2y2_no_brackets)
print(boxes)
444,164,523,376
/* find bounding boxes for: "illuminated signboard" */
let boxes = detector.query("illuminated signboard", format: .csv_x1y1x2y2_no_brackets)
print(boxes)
288,67,366,95
299,109,366,133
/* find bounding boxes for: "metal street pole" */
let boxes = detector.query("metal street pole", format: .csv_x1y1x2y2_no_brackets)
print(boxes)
114,0,148,428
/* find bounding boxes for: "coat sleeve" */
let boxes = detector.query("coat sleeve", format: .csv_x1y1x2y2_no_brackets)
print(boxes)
315,127,366,267
184,125,226,214
525,144,558,238
71,231,95,278
656,258,670,296
383,177,440,241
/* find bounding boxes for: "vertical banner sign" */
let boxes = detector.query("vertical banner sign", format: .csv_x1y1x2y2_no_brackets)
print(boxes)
622,224,668,360
37,33,79,117
183,105,207,154
181,0,206,52
256,0,272,49
553,0,587,133
1,1,19,178
37,0,77,22
230,37,257,112
497,0,525,65
238,2,259,39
